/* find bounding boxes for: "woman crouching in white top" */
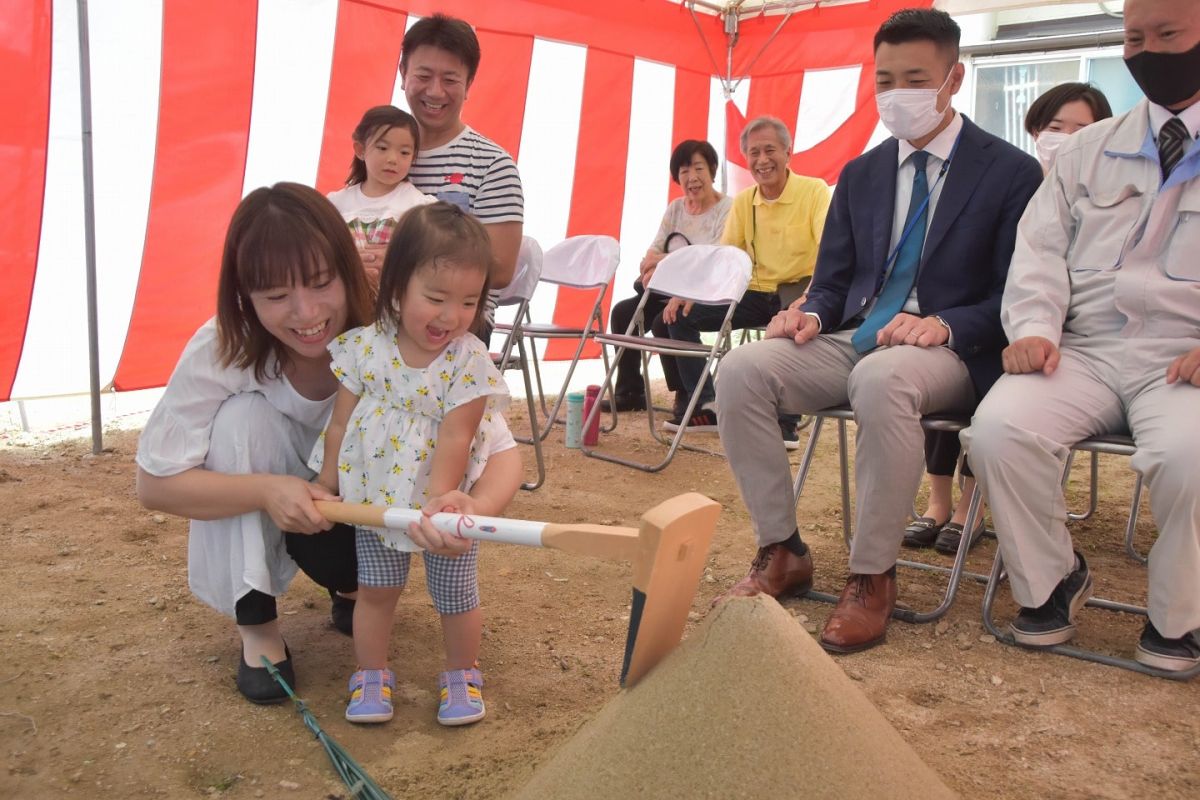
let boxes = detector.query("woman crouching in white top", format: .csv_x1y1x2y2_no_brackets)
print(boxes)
135,183,518,704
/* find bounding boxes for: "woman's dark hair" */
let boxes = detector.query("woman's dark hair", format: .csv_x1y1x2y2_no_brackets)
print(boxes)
216,183,373,381
1024,82,1113,136
873,8,961,62
346,105,421,187
376,202,494,337
401,13,481,85
668,139,719,185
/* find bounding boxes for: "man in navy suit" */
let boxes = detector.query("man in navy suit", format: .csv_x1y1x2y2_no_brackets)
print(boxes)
713,8,1043,653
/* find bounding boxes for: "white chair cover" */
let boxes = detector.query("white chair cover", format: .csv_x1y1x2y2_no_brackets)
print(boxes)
497,236,544,306
540,235,621,288
645,244,752,305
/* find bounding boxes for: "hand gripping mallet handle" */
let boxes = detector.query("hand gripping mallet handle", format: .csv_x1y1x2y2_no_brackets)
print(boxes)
313,501,640,562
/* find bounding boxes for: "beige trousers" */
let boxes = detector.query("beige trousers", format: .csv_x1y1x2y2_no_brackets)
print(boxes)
716,330,975,574
963,336,1200,638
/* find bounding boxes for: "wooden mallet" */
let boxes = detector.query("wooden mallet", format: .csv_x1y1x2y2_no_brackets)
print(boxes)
314,492,720,687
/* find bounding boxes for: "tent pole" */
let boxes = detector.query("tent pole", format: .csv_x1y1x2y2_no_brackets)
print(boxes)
688,1,802,193
687,2,737,194
729,4,799,93
723,13,735,196
77,0,103,455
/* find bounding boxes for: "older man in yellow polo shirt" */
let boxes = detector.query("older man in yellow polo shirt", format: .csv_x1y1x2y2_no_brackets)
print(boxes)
661,116,831,444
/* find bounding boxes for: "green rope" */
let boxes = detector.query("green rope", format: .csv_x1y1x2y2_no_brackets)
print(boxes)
261,656,393,800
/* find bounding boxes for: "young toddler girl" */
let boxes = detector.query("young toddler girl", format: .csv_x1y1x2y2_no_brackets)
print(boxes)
314,201,519,726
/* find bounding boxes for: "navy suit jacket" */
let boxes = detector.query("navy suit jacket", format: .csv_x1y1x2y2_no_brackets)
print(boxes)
802,115,1042,397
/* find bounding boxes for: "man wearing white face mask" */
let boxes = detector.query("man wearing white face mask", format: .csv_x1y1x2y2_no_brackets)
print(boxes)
713,8,1042,654
964,0,1200,671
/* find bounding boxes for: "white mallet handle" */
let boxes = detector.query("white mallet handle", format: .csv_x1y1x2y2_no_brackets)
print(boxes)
314,501,639,561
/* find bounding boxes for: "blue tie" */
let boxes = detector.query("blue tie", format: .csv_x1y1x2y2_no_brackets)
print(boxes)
852,150,930,354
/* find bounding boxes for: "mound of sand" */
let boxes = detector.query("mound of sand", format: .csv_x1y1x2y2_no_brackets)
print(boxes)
511,595,956,800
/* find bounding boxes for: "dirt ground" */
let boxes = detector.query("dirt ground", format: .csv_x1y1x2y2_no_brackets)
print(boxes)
1,392,1198,799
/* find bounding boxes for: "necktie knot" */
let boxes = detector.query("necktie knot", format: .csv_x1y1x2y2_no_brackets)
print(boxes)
911,150,929,173
1159,117,1190,180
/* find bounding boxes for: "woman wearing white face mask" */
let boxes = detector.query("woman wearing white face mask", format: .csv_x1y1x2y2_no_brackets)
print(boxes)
907,82,1112,554
1025,82,1113,174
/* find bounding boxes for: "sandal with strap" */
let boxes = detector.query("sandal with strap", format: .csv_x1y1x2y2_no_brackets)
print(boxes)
346,668,396,724
437,668,486,726
902,516,945,549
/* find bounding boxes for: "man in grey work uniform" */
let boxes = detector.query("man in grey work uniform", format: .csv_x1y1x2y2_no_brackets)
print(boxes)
964,0,1200,671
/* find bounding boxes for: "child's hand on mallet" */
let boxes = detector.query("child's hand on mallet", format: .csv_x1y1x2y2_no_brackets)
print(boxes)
407,491,476,556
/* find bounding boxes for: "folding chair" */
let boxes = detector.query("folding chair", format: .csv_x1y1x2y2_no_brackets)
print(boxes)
581,244,752,472
980,433,1198,680
790,407,989,624
492,236,546,491
495,235,621,441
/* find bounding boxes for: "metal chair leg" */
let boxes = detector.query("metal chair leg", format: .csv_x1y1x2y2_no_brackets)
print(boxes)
790,416,827,505
837,419,851,548
514,336,545,491
1124,474,1148,565
1067,450,1100,521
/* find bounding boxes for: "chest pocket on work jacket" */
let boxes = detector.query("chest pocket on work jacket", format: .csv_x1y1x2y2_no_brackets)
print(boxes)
1066,184,1144,272
1165,190,1200,282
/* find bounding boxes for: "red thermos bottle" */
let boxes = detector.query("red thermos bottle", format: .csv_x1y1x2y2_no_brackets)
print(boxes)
583,385,601,446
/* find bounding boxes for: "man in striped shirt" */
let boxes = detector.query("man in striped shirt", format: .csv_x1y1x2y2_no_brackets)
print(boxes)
401,13,524,325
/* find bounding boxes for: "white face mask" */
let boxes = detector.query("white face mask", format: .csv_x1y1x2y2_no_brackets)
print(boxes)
876,70,955,142
1034,131,1070,172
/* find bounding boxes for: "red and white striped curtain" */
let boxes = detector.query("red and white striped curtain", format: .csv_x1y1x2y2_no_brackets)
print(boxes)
0,0,923,402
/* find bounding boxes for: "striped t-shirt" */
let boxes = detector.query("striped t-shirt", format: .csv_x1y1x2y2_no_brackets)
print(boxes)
409,126,524,324
409,126,523,222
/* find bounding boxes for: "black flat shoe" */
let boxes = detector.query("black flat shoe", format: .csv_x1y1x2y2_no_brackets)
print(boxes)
237,645,293,704
902,516,945,549
330,589,355,637
599,393,647,413
934,520,986,555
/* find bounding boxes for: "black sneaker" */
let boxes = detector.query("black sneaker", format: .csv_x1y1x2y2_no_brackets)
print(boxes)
671,391,688,420
1010,551,1093,646
779,419,800,451
1135,622,1200,671
661,407,717,433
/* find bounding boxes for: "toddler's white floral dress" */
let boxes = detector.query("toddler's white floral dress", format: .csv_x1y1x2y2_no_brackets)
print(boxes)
309,321,509,551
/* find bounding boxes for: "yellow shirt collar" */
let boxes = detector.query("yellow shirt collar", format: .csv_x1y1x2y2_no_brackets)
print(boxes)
752,171,801,206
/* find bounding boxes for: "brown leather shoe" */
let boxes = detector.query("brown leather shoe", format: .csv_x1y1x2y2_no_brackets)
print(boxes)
819,571,898,654
712,543,814,607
